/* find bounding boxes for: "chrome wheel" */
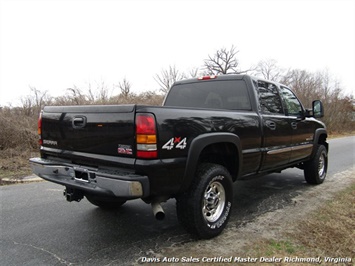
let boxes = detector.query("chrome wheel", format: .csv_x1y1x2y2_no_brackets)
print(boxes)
202,178,226,223
304,145,328,185
318,152,326,179
176,163,233,239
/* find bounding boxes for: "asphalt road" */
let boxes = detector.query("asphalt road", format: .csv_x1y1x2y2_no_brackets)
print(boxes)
1,136,354,266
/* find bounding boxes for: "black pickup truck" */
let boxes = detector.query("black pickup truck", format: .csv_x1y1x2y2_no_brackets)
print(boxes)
30,74,328,239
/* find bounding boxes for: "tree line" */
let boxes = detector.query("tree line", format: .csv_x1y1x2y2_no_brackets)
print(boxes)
0,45,354,152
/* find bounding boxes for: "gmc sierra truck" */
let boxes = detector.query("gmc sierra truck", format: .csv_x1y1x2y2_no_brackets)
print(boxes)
30,74,328,239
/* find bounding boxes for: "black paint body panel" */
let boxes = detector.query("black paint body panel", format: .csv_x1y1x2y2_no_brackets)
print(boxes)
36,75,327,198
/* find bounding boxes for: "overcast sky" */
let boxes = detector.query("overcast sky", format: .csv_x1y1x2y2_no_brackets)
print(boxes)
0,0,354,106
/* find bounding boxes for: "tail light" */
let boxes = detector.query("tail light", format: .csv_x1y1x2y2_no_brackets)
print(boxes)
38,111,43,145
136,113,158,159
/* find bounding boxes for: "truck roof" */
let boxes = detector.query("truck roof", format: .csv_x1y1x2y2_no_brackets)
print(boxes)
173,74,248,85
173,74,288,89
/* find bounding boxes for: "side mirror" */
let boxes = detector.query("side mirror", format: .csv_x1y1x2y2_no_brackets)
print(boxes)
312,100,324,118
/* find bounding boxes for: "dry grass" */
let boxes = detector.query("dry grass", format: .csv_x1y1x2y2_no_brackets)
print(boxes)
0,149,38,183
328,131,355,139
140,174,355,266
247,183,355,265
291,183,354,257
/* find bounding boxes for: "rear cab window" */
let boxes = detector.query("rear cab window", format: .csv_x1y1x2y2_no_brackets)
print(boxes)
165,80,252,111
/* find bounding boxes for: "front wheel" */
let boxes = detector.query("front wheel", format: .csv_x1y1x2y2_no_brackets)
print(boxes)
176,163,233,239
304,145,328,184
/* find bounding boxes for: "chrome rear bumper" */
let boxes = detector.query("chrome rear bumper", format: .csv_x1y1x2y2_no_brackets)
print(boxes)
29,157,149,199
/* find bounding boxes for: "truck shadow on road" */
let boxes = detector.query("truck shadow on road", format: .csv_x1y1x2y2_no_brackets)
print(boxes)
77,169,311,246
231,170,310,227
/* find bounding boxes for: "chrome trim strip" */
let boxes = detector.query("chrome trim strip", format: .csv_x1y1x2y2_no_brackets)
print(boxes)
267,144,313,155
267,147,292,155
292,144,313,151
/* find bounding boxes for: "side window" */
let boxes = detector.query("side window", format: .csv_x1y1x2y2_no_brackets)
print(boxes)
279,86,303,117
254,80,283,114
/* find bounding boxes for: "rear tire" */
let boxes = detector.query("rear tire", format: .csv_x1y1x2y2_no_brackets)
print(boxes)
304,145,328,184
176,163,233,239
86,195,126,209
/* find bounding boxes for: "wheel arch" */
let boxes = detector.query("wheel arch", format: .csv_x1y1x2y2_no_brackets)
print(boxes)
180,133,242,192
313,128,328,155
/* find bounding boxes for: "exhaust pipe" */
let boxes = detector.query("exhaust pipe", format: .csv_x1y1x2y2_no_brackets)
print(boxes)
151,202,165,220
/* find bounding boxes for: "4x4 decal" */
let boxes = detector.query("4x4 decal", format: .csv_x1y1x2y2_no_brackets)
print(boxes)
162,137,187,150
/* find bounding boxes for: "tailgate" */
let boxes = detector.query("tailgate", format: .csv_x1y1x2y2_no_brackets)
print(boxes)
41,105,136,157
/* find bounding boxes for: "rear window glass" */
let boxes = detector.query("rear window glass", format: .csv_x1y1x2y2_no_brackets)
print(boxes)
164,80,251,110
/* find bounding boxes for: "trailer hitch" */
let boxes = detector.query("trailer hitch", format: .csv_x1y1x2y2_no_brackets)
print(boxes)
63,187,84,202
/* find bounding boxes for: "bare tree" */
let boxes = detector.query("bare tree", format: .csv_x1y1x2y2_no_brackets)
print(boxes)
118,78,132,98
136,91,164,106
85,81,112,104
254,59,284,81
21,87,50,116
279,68,354,133
31,87,49,109
186,67,200,78
280,69,324,104
96,81,110,103
203,45,250,75
154,65,186,94
66,86,88,105
87,83,96,103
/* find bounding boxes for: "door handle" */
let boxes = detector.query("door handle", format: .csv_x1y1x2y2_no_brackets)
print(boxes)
72,116,87,128
291,122,298,129
265,120,276,130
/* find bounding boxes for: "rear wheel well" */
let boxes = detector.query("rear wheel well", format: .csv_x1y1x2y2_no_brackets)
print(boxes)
198,142,239,181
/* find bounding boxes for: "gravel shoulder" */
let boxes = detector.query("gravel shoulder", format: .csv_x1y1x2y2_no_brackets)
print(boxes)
138,167,355,265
